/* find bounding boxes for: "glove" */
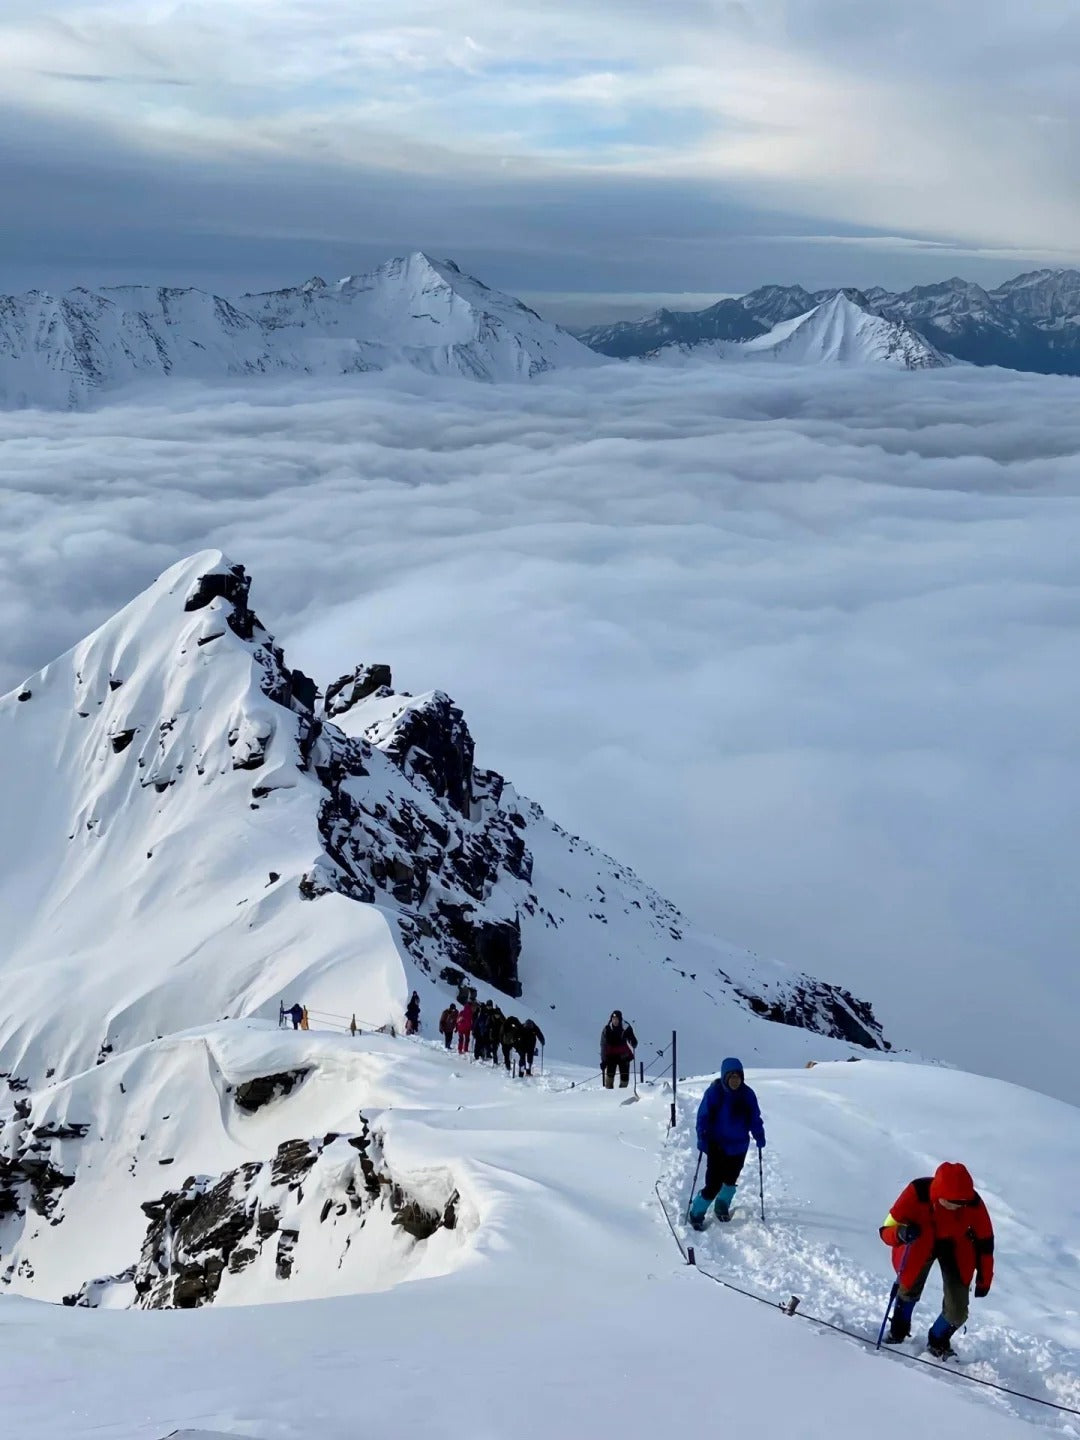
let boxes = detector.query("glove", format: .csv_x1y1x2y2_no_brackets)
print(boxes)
895,1223,920,1244
975,1281,990,1299
757,1139,766,1150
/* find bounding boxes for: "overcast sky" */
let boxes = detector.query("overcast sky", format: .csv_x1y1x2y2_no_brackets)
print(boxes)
3,1,1080,315
3,362,1079,1103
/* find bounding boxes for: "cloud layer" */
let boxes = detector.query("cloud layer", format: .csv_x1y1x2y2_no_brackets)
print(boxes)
2,361,1080,1101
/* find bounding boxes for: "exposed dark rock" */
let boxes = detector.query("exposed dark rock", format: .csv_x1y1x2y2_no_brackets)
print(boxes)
32,1122,89,1142
289,669,318,713
111,728,137,754
734,982,886,1051
17,690,31,702
232,1069,310,1114
183,564,256,641
275,1228,298,1280
0,1142,76,1221
111,1123,457,1310
379,692,474,817
324,664,394,718
435,904,523,997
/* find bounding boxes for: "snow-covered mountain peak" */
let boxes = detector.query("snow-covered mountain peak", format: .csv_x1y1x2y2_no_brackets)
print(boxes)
0,256,600,408
743,292,949,369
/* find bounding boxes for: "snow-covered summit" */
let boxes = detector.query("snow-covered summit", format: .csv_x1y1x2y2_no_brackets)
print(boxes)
648,294,948,370
742,293,950,368
0,253,600,408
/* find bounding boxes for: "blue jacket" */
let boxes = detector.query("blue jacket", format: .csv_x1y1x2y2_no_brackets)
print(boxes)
696,1058,765,1155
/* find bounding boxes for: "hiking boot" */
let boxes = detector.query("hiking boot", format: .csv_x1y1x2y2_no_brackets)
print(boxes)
927,1317,957,1359
884,1322,910,1345
688,1193,710,1232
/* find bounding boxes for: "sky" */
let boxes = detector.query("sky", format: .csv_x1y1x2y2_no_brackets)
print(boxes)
2,2,1080,316
2,362,1079,1104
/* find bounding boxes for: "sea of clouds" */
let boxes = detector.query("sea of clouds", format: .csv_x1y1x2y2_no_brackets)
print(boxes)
2,361,1079,1101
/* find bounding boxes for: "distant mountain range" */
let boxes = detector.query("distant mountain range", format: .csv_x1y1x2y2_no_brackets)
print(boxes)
0,253,598,408
577,269,1080,374
4,259,1079,408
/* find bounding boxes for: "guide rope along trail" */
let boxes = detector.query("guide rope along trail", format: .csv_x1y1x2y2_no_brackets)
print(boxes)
652,1181,1080,1420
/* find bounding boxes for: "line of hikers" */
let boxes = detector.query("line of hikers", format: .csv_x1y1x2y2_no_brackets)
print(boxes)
437,999,546,1075
688,1056,994,1359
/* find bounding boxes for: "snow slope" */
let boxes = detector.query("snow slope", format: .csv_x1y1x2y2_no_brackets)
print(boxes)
0,254,600,407
2,1034,1077,1437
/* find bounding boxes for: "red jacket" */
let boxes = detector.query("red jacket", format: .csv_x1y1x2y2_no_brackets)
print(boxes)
456,1003,474,1034
880,1173,994,1294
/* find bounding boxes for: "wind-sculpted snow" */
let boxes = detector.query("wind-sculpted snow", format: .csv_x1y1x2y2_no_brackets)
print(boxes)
0,253,599,407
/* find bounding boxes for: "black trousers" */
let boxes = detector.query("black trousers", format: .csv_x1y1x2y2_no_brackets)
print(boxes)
701,1147,747,1200
603,1058,631,1087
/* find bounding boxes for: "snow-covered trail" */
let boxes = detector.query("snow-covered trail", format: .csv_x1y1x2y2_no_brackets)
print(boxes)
657,1061,1080,1429
3,1028,1078,1438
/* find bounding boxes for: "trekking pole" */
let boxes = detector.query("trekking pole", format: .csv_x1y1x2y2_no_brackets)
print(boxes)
758,1147,766,1223
685,1151,703,1224
875,1243,911,1350
540,1044,544,1076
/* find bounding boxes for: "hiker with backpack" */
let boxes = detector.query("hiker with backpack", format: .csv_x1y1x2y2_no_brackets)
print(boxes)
688,1058,765,1229
455,999,474,1055
405,992,421,1036
499,1015,522,1071
600,1010,637,1088
880,1162,995,1358
516,1018,545,1076
438,1003,459,1050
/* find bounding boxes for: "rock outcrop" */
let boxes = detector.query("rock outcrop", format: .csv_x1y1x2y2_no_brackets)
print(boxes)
66,1122,460,1310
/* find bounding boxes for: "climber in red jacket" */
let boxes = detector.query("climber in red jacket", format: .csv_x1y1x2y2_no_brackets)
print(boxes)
880,1161,995,1357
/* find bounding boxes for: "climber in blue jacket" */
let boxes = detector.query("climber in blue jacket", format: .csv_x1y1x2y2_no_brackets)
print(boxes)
689,1057,765,1229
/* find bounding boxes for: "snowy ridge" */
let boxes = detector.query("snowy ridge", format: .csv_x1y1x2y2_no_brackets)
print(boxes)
0,551,885,1097
0,253,600,407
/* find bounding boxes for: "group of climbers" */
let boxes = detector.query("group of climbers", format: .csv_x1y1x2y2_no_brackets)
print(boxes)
686,1056,995,1360
437,998,546,1075
277,986,994,1360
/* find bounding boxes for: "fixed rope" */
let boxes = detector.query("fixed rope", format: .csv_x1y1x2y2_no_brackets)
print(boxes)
653,1182,1080,1420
